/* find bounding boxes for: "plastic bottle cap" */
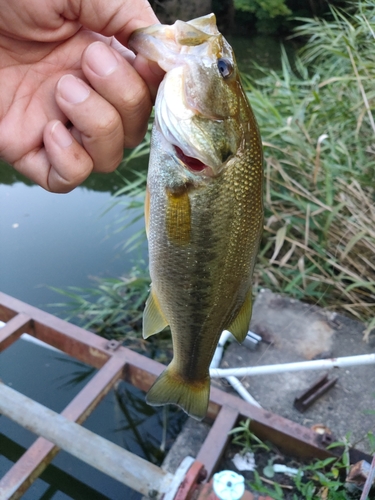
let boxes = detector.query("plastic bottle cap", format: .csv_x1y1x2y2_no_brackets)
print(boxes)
213,470,245,500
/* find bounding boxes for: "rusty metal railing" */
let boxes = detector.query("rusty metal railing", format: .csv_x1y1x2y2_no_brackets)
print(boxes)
0,291,343,499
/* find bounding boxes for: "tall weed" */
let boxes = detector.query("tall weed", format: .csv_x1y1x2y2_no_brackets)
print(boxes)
244,2,375,338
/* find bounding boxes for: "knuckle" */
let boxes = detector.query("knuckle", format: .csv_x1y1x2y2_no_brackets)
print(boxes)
90,111,121,139
119,79,152,119
123,85,148,112
93,148,123,173
49,170,87,193
124,128,147,149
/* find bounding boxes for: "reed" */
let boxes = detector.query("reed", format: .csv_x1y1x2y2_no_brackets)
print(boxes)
243,1,375,339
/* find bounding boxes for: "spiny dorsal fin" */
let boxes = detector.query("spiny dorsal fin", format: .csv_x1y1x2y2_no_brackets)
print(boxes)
143,287,169,339
227,289,253,343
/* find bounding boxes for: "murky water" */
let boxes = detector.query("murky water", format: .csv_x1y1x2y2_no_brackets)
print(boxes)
0,162,147,308
0,160,170,499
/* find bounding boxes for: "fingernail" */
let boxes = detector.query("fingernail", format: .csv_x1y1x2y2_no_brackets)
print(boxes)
58,75,90,104
86,42,119,77
51,121,73,149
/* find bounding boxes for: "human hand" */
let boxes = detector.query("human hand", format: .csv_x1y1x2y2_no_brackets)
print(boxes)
0,0,163,192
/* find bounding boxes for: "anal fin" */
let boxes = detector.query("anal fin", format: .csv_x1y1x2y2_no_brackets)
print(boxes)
143,287,169,339
227,289,253,343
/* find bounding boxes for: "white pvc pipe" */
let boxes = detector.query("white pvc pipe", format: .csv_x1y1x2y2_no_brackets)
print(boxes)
0,383,174,498
210,353,375,378
210,331,262,408
210,330,233,369
226,376,262,408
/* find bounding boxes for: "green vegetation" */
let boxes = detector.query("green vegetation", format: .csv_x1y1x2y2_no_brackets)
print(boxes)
51,270,173,364
234,0,291,33
245,1,375,339
229,418,272,452
230,0,348,34
228,419,365,499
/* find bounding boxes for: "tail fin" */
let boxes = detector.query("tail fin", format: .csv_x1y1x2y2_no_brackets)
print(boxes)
146,365,210,421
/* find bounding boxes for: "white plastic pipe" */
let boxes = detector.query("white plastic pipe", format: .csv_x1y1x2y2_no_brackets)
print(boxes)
226,376,262,408
210,330,233,369
210,353,375,378
210,331,262,408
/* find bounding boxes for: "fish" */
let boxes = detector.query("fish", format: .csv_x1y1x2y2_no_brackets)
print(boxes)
129,13,263,420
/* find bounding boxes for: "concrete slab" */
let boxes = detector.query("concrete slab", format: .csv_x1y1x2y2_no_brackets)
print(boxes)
216,289,375,453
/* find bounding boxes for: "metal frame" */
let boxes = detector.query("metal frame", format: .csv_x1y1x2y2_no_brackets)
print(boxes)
0,291,355,499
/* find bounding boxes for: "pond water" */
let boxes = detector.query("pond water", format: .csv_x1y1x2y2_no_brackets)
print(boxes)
0,161,147,308
0,34,295,498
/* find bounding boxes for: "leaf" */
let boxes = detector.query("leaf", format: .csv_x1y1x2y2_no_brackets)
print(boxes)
341,229,367,259
270,225,287,263
263,462,275,478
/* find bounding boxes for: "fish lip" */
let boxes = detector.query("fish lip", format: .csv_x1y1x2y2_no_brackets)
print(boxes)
129,15,220,72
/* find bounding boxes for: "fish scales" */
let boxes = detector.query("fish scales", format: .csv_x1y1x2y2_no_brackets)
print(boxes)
129,14,263,420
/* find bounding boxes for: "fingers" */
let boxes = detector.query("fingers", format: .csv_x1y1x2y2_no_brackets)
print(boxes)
43,121,94,192
68,0,159,45
81,41,154,147
14,121,93,193
55,72,126,171
14,38,162,193
32,41,157,193
55,41,154,155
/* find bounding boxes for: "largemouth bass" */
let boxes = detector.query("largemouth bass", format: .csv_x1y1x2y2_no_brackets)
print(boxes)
129,14,263,420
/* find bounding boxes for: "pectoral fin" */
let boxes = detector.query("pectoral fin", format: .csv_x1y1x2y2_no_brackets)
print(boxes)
227,289,253,343
166,188,191,245
143,287,169,339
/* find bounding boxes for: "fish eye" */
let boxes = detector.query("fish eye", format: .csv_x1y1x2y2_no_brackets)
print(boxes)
217,58,233,78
